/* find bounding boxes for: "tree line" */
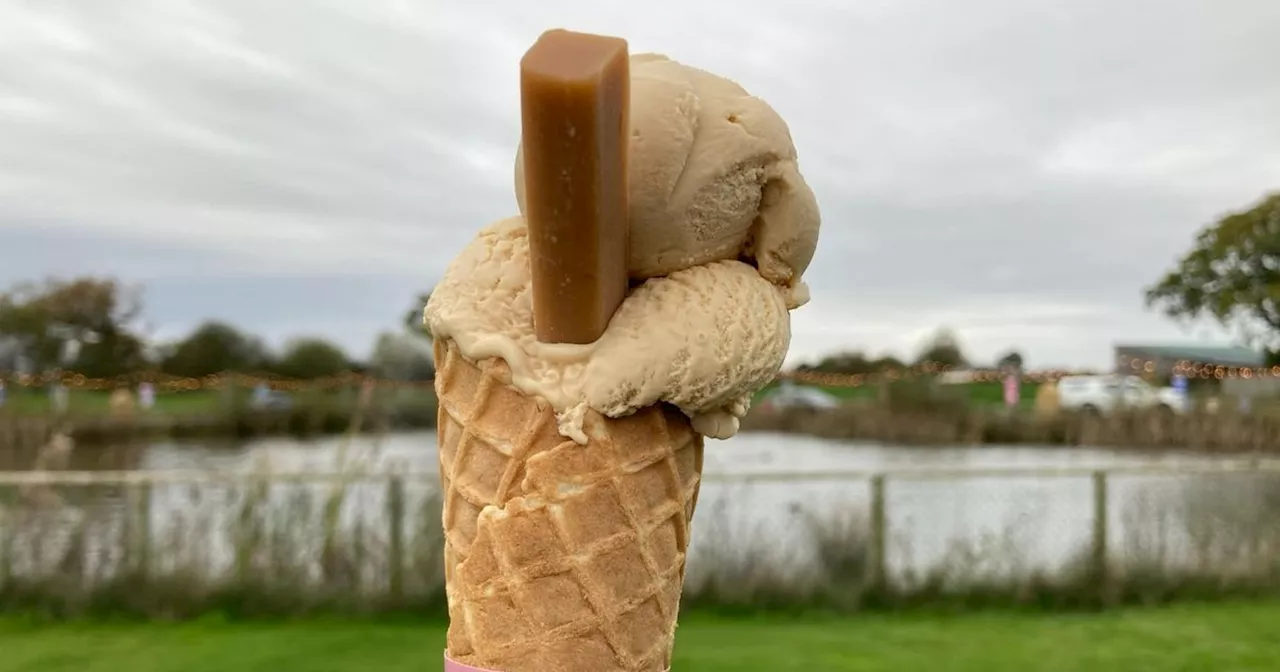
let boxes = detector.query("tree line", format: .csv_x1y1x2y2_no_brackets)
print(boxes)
3,186,1274,386
0,277,1026,383
796,326,1024,375
0,278,435,382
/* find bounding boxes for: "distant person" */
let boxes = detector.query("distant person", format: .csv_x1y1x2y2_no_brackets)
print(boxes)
0,380,6,409
1034,381,1061,415
252,382,270,406
1002,372,1020,409
49,383,69,414
137,382,156,410
109,387,137,418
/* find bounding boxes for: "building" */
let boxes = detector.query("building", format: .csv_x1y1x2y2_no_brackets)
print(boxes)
1113,343,1265,378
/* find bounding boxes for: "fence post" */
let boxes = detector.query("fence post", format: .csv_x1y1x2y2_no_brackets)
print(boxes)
1091,470,1108,591
235,479,265,583
869,474,888,592
388,475,405,600
121,482,134,571
0,501,10,587
133,481,152,577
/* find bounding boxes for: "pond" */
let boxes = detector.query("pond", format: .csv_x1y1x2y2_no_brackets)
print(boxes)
75,430,1275,582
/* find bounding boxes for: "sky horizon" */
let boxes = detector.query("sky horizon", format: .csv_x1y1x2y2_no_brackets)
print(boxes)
2,1,1278,370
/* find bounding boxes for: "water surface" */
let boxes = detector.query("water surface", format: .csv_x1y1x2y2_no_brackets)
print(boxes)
96,431,1275,581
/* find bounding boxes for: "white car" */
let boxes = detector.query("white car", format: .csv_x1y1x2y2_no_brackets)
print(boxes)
759,384,841,411
1055,374,1188,415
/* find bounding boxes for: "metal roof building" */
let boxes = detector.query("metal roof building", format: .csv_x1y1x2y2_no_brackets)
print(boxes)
1114,343,1265,376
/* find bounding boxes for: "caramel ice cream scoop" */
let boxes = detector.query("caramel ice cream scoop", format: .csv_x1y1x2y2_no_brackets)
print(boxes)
433,48,822,443
516,53,820,307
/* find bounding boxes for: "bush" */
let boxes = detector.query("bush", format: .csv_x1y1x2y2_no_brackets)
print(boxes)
882,380,969,417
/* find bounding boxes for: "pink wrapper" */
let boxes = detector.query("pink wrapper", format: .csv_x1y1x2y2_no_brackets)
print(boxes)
444,652,670,672
444,653,494,672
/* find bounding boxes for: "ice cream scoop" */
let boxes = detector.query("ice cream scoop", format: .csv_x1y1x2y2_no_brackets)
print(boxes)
430,47,821,442
515,53,820,307
427,217,789,441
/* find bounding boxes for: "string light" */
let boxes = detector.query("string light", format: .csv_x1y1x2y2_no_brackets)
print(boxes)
1,369,434,393
782,358,1280,389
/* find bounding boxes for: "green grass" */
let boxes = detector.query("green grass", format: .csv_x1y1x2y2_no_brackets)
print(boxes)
1,602,1277,671
3,389,222,416
755,381,1042,407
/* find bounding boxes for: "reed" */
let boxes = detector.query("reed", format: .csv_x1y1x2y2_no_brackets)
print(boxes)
743,402,1280,452
2,466,1280,619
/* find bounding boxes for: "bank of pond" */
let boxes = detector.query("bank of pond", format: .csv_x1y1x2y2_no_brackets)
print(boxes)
3,403,1277,458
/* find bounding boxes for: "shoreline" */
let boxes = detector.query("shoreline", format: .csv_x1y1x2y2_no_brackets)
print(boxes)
739,403,1280,453
2,390,1279,457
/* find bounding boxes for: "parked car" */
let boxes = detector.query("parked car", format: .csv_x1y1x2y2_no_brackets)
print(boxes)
758,384,841,412
1055,374,1187,415
249,385,294,411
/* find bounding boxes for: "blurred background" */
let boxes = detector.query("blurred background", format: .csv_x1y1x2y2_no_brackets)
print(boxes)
1,1,1279,670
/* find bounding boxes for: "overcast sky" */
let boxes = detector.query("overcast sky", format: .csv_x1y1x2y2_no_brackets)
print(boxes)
1,0,1277,369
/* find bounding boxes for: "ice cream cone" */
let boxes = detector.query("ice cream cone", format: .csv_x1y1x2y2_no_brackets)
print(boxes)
435,338,704,672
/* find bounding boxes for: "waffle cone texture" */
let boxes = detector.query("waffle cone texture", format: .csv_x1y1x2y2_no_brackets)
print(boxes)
434,339,705,671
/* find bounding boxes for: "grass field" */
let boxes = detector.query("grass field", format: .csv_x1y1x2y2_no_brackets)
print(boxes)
2,388,433,416
1,602,1276,671
2,389,222,416
754,379,1041,407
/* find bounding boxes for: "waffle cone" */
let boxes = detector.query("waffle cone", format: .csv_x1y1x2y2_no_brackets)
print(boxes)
434,339,704,672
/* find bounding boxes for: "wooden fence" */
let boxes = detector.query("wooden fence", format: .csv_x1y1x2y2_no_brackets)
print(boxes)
1,460,1279,594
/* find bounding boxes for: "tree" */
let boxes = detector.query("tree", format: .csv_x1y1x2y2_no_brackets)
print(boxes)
996,350,1024,371
914,327,967,368
370,331,435,381
403,291,433,338
0,277,147,377
74,330,149,379
872,355,907,371
1146,192,1280,347
797,351,908,375
274,338,350,379
799,351,878,374
161,321,273,378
